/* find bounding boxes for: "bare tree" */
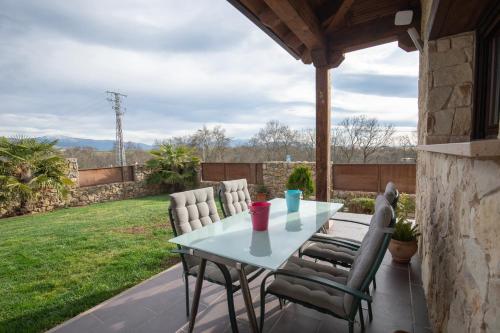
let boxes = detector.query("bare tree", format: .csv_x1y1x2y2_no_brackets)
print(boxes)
397,131,417,162
334,117,363,163
357,117,395,163
298,128,315,161
250,120,299,161
333,116,395,163
190,125,231,162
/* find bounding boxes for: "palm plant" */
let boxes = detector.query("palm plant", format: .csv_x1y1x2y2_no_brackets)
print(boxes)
145,144,200,190
393,193,420,242
0,137,74,215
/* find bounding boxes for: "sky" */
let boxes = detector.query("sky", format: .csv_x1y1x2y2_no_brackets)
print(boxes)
0,0,419,144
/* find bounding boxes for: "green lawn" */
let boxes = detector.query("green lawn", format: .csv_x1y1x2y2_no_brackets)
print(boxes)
0,194,181,333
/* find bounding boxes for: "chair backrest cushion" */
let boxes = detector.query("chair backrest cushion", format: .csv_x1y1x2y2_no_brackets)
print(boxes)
219,179,251,216
344,195,393,312
169,187,220,235
383,181,399,208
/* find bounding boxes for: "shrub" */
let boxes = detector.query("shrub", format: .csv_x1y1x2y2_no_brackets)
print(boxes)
286,165,314,197
347,197,375,214
145,144,200,191
0,137,74,215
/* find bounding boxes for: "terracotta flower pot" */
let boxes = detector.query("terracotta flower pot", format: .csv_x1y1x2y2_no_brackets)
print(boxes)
255,192,267,202
388,239,418,263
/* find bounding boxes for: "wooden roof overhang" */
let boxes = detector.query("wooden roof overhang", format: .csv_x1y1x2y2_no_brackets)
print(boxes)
228,0,421,68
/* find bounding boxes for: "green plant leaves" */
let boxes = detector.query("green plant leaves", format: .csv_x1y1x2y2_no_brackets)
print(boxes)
286,165,314,197
145,144,200,190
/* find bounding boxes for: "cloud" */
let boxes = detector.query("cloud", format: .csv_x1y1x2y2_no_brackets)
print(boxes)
0,0,419,144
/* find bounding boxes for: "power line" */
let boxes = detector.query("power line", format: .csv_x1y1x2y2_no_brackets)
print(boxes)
106,91,127,167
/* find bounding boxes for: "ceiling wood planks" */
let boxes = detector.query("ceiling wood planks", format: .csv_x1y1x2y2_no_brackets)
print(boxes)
324,0,355,34
427,0,496,40
228,0,421,68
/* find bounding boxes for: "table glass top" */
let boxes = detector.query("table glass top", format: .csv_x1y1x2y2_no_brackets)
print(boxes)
169,198,343,271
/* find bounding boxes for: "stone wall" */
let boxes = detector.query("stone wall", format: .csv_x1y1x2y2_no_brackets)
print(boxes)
417,152,500,332
417,1,500,331
423,31,474,144
0,160,166,217
263,161,316,198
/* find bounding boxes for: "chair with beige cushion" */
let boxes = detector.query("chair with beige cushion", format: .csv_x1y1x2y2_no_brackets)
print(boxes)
300,182,399,269
168,187,263,331
218,179,252,217
260,195,395,333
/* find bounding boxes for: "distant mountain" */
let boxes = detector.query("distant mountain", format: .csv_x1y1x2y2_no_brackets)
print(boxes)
37,136,153,151
230,138,249,147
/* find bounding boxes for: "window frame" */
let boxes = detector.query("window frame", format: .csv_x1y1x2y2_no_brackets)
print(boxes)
473,3,500,140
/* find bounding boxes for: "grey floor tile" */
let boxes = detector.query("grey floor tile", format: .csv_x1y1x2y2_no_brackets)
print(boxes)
92,302,157,331
409,256,423,286
410,284,431,328
51,314,106,333
51,216,432,333
268,306,321,333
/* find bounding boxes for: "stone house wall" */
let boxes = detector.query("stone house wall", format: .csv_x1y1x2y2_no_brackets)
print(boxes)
417,1,500,331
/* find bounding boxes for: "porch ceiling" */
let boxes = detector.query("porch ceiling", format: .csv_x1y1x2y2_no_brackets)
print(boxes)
228,0,420,68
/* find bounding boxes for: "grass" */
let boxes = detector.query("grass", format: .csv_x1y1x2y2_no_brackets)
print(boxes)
0,194,181,333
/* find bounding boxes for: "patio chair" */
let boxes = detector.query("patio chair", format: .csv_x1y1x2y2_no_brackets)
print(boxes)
260,195,395,333
299,182,399,269
218,178,252,217
168,187,263,330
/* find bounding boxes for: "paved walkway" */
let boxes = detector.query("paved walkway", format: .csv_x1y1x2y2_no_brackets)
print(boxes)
48,214,431,333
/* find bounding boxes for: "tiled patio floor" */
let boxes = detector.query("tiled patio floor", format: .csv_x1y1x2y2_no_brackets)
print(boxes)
48,213,431,333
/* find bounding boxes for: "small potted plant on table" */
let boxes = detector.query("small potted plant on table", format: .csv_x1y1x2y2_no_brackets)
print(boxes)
388,194,420,263
255,184,270,202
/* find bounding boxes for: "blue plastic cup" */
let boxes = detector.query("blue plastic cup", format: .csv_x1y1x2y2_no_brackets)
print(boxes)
285,189,302,213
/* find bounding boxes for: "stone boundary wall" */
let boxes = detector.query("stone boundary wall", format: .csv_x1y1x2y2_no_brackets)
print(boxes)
0,160,166,218
263,161,317,198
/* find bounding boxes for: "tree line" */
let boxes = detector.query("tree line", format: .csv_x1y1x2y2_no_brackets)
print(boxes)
63,116,417,169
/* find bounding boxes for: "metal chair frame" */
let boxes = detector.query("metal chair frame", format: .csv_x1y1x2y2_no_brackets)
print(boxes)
260,226,395,333
168,208,264,333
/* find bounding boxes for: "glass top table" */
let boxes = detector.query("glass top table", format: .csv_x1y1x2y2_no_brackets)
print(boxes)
169,198,343,271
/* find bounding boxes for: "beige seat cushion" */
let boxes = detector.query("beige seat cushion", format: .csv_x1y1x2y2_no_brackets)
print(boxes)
220,179,252,216
267,256,349,317
170,187,220,235
301,241,356,265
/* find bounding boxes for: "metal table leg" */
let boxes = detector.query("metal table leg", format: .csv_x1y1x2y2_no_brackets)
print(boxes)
238,266,260,333
188,258,206,333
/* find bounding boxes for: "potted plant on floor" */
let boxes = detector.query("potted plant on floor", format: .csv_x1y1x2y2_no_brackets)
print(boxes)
388,194,420,263
255,184,270,202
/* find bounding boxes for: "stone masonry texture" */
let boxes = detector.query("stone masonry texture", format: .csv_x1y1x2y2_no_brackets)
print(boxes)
417,1,500,331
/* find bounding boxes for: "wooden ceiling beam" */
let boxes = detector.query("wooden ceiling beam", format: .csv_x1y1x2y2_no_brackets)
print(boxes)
324,0,355,34
328,15,413,53
263,0,326,52
283,31,303,49
397,32,417,52
258,8,281,28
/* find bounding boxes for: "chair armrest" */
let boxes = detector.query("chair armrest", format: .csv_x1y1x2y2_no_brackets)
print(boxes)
273,269,372,302
332,218,370,227
309,235,360,251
